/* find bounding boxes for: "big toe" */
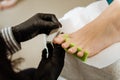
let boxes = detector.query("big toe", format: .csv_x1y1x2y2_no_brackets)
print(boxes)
53,34,68,44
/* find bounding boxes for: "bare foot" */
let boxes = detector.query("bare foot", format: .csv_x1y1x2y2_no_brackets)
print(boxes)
53,0,120,57
0,0,18,10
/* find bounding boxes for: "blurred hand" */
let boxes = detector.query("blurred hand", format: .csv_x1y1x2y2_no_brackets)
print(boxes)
34,42,65,80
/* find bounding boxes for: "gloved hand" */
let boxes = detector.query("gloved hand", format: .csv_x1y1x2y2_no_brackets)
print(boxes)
12,13,61,43
34,42,65,80
0,33,18,80
0,32,7,55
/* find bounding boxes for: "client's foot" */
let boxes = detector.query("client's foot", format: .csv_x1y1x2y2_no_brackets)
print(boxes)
53,0,120,57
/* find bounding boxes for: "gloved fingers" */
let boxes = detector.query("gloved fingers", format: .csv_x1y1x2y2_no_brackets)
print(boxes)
37,13,62,28
52,43,65,58
41,48,48,60
39,13,54,21
38,13,61,26
41,20,60,29
50,14,62,28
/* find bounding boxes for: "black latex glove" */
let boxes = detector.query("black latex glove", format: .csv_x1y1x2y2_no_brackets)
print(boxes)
0,33,18,80
34,42,65,80
12,13,61,43
0,32,7,55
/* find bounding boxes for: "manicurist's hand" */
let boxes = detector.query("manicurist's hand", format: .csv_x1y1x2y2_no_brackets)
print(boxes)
34,42,65,80
12,13,61,43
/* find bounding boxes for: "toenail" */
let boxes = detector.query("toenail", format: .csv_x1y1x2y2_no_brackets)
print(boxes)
77,52,83,57
68,48,76,54
62,43,69,49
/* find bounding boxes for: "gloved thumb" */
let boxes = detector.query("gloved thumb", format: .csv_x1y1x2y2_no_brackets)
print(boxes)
41,42,53,60
52,44,65,59
41,48,48,61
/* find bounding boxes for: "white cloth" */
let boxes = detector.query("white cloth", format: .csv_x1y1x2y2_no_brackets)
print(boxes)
59,0,120,80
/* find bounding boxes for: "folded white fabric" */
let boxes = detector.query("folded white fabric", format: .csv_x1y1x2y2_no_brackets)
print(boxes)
59,0,120,68
58,76,67,80
1,27,21,54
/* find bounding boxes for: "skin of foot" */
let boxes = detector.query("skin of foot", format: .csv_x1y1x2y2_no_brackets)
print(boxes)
53,0,120,57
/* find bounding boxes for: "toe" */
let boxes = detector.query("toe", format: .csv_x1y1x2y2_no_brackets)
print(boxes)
53,37,64,44
77,51,84,57
62,42,70,49
67,47,77,54
53,34,65,44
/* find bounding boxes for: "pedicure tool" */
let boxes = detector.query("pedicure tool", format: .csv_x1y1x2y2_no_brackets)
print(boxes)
42,28,63,57
43,34,49,58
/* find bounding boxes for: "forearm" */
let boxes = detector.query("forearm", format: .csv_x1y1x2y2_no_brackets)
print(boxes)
0,29,17,80
0,27,21,55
